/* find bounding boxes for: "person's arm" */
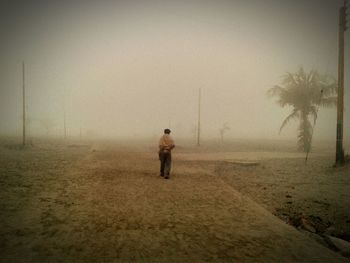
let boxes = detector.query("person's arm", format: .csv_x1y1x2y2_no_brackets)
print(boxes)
159,137,164,151
169,137,175,150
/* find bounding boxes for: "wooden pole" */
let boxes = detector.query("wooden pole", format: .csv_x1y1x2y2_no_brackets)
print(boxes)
197,88,201,146
22,61,26,146
64,110,67,139
63,88,67,140
336,2,347,165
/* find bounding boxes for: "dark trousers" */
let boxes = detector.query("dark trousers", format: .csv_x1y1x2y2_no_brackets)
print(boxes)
159,151,172,176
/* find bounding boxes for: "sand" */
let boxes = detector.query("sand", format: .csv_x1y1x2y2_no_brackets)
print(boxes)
0,138,349,262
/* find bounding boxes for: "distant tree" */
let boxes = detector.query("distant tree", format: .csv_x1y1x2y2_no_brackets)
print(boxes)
219,122,230,143
267,67,337,152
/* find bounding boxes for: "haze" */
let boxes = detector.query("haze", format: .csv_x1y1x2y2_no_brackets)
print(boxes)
0,0,349,144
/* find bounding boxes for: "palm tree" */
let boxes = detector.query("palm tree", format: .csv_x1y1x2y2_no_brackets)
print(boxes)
267,67,337,152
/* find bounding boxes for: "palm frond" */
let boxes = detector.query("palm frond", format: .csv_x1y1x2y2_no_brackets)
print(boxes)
321,82,337,97
267,85,294,107
297,67,307,85
319,96,337,107
282,72,297,87
279,109,299,134
309,105,318,125
267,85,284,98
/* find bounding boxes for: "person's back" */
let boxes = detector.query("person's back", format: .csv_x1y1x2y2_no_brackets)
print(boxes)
158,129,175,179
159,134,174,152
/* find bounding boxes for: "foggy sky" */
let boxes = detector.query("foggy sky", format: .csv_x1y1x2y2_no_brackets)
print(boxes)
0,0,349,143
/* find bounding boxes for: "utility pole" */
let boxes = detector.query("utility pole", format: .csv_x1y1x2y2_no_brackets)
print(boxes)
63,88,67,140
336,0,348,165
197,88,201,147
63,110,67,139
22,61,26,146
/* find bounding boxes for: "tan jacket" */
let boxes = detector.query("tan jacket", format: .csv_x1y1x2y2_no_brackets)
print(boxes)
159,134,175,153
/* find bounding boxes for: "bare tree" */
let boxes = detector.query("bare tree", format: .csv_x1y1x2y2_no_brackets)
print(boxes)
219,122,230,143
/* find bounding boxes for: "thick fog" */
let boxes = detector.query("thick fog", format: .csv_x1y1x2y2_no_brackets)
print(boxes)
0,0,349,143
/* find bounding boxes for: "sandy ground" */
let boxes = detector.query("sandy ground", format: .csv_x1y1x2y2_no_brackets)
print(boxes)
0,138,349,262
217,155,350,236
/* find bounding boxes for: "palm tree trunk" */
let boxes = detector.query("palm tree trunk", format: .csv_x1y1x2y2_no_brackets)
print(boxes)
298,111,312,153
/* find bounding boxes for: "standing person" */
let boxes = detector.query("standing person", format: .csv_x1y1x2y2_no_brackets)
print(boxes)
159,129,175,179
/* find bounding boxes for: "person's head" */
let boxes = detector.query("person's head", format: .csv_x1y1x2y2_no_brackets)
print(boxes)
164,128,171,134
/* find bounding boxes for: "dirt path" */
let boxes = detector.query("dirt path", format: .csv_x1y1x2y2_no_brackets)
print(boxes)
0,144,347,262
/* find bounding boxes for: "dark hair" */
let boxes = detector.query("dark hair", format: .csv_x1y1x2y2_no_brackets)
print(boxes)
164,129,171,134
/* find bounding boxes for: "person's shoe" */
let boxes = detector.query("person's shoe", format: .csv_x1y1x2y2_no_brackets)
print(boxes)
160,174,164,177
164,175,169,179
